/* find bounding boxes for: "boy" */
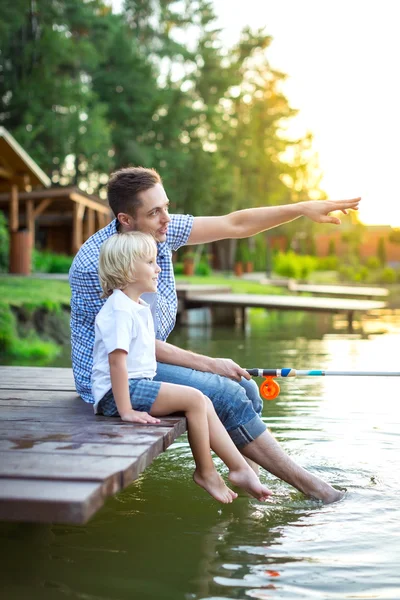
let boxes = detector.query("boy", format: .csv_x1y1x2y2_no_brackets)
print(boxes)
92,231,272,504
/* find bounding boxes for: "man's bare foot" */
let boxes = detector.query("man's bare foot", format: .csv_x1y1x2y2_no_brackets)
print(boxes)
193,469,238,503
316,487,345,504
228,467,272,501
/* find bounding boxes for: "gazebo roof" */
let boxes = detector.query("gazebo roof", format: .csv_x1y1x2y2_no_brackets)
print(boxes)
0,127,51,191
0,185,111,216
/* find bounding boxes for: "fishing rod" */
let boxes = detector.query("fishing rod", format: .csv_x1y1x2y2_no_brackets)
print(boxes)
246,368,400,400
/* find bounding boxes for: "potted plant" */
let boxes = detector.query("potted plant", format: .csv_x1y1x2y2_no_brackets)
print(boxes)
183,251,196,276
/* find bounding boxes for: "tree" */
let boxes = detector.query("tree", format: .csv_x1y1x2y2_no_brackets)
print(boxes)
0,0,113,187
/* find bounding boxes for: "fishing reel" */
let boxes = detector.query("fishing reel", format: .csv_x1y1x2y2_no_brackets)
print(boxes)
259,376,280,400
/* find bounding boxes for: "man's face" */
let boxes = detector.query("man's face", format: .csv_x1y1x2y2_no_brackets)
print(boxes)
122,183,171,243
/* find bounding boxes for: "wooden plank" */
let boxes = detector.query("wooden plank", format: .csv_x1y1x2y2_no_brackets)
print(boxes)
0,366,75,390
0,440,164,457
288,282,389,298
0,390,84,407
0,419,186,450
0,479,104,524
0,452,147,490
70,192,110,215
185,292,386,313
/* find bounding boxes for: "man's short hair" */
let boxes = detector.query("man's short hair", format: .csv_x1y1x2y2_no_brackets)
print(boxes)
98,231,157,298
107,167,162,218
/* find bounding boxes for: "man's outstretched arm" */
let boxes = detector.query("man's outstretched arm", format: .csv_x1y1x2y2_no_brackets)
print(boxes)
187,197,361,245
155,339,250,381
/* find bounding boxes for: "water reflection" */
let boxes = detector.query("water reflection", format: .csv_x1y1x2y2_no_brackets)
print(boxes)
1,309,400,599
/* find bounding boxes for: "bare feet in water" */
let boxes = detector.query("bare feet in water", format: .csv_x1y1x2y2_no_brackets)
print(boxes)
228,466,271,501
193,469,238,503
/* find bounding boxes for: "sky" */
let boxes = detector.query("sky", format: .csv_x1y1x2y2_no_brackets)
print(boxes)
111,0,400,226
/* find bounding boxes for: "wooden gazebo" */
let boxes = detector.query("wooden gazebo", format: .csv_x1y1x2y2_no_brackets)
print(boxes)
0,127,112,271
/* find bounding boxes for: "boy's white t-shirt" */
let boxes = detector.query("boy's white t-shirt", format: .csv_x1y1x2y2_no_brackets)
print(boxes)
91,289,157,413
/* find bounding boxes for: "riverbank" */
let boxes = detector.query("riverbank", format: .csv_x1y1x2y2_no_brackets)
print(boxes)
0,274,280,365
1,274,398,365
0,277,71,364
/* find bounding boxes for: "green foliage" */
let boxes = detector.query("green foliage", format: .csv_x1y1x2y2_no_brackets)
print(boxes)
33,250,73,274
0,303,15,353
0,302,60,362
195,261,212,276
173,262,184,275
365,256,381,269
0,0,113,185
0,212,9,272
380,267,396,284
328,238,336,256
273,251,317,280
254,235,267,272
316,255,339,270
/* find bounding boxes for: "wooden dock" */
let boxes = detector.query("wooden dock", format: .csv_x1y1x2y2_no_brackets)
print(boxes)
287,281,389,299
0,367,187,525
181,292,387,329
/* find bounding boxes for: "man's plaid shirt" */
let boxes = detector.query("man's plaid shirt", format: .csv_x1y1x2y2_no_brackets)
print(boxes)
69,214,194,403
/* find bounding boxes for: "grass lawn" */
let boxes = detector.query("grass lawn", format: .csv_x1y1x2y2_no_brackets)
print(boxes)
0,276,71,307
0,273,283,307
175,274,283,295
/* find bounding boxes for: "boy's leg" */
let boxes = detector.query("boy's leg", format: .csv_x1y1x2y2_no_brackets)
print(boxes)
203,397,271,502
150,382,236,504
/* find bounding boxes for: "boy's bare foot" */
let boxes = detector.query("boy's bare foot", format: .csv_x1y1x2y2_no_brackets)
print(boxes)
228,467,272,502
193,469,238,504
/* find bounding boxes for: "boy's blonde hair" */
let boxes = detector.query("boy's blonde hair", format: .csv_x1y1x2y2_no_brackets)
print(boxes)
99,232,157,298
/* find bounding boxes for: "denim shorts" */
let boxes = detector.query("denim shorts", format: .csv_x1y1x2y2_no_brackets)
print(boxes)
154,362,266,449
97,378,161,417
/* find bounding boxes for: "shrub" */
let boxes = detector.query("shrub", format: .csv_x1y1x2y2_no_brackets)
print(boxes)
33,250,73,274
273,251,317,280
366,256,381,270
353,266,369,282
173,262,184,275
195,261,212,276
316,255,339,271
380,267,396,284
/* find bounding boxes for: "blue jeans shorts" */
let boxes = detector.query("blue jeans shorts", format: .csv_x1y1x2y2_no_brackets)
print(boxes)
154,362,266,449
97,378,161,417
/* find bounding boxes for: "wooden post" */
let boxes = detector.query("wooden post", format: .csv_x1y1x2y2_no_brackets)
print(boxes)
72,202,85,254
9,185,19,232
26,199,35,249
84,208,95,240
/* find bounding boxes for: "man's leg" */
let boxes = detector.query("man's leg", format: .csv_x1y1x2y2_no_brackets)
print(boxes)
241,430,343,503
154,363,343,503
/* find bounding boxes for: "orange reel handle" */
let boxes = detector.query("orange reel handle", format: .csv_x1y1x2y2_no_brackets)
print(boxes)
260,376,280,401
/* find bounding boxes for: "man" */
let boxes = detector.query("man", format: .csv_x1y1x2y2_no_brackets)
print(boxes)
69,166,360,503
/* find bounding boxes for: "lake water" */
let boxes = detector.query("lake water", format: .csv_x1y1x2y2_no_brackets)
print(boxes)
1,309,400,599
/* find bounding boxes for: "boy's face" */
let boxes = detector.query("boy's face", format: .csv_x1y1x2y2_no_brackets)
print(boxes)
130,252,161,295
118,183,171,242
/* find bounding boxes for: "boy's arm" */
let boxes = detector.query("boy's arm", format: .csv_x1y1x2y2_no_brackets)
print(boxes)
108,350,160,424
155,339,250,381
